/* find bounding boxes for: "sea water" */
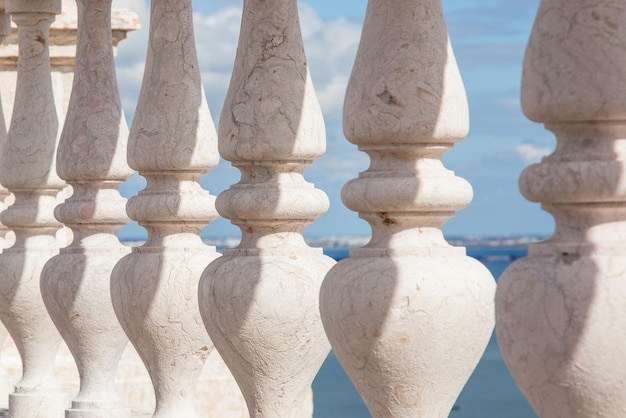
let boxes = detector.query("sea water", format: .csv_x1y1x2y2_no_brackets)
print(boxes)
313,247,538,418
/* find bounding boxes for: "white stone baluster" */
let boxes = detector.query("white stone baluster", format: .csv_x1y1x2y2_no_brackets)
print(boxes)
198,1,335,416
0,7,12,407
0,0,67,417
319,1,496,416
39,0,132,416
109,0,220,416
0,6,13,252
496,2,626,416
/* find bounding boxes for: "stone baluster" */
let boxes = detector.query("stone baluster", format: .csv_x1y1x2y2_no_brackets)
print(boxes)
319,1,496,416
496,2,626,416
109,0,220,416
39,0,132,416
0,5,13,251
0,0,67,417
198,1,335,416
0,5,11,406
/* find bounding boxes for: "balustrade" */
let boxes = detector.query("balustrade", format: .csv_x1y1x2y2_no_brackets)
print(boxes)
109,0,221,417
0,0,622,417
496,1,626,417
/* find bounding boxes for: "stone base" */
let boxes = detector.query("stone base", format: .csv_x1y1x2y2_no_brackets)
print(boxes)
67,408,130,418
66,401,130,418
9,391,67,418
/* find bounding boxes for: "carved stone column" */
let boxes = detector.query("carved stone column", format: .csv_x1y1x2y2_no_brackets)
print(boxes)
0,1,67,417
40,0,132,416
0,6,12,407
198,1,335,416
319,1,496,416
110,0,220,417
0,5,12,251
496,1,626,416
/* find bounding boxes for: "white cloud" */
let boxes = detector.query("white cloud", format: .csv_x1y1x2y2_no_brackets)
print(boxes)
115,60,144,118
299,3,362,120
316,74,350,122
494,95,521,110
514,143,552,164
192,6,241,117
113,0,150,121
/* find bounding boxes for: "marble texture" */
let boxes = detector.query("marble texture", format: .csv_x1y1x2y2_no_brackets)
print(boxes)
109,0,221,417
39,1,133,417
0,2,247,416
319,1,496,416
199,0,334,416
0,8,12,252
496,2,626,417
0,1,67,417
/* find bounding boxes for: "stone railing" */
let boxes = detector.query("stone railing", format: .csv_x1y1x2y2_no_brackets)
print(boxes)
0,0,623,418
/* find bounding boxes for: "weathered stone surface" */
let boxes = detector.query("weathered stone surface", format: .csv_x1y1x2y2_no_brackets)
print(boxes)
39,1,133,417
109,0,221,417
320,1,496,416
199,1,333,417
0,1,247,416
497,2,626,417
0,1,67,417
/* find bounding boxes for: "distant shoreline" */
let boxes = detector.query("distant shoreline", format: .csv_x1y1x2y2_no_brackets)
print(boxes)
120,235,547,250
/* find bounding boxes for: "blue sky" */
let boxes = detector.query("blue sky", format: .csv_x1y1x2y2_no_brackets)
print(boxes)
113,0,554,240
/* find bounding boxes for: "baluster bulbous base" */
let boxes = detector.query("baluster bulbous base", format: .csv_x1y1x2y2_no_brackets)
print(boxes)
496,121,626,417
0,324,9,405
41,234,131,418
111,238,219,418
321,249,495,417
200,249,335,418
0,244,66,418
496,247,626,418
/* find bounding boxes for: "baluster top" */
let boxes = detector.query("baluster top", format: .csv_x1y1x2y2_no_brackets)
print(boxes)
219,0,326,164
344,0,468,146
522,1,626,122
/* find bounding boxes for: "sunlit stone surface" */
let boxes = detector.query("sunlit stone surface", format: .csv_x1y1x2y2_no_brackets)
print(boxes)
40,1,133,416
0,1,67,416
199,0,334,416
496,1,626,417
320,1,496,416
109,0,222,416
